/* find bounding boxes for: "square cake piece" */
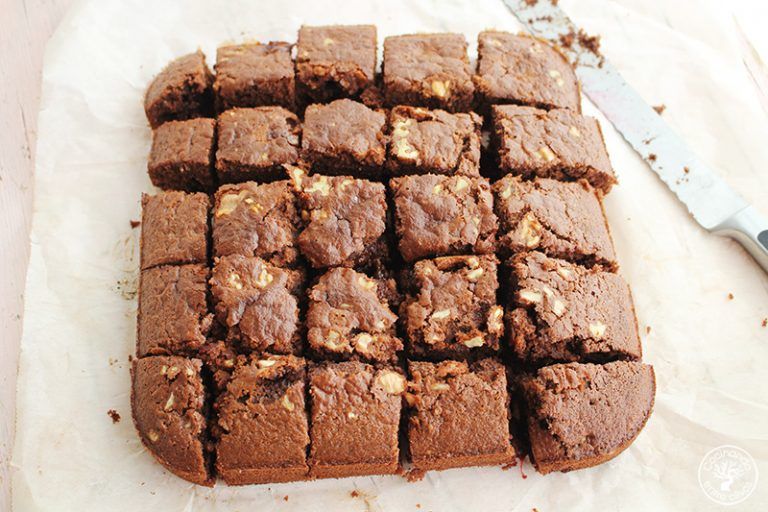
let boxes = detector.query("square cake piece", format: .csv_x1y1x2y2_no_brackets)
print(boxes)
131,356,211,486
475,32,580,111
210,255,304,355
215,355,309,485
144,50,213,128
307,267,402,363
506,251,642,365
296,25,377,104
402,255,503,360
148,118,216,192
137,264,212,357
391,174,497,262
212,180,301,267
140,191,209,271
405,359,515,473
216,107,300,183
520,361,655,474
387,106,482,177
294,171,388,268
383,33,474,112
308,362,405,478
492,176,617,268
301,99,387,179
491,105,616,193
213,42,295,112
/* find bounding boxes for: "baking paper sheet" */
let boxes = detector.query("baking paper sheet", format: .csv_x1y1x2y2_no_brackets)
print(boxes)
10,0,768,510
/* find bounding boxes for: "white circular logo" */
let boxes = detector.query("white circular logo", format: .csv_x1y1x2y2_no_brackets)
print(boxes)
698,445,758,505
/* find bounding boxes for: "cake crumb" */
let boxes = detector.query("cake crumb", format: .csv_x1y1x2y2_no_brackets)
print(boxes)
728,293,734,300
130,220,141,229
683,166,690,174
647,154,657,162
350,490,360,498
107,409,121,423
646,326,651,334
653,104,666,115
762,318,767,327
283,495,289,502
524,0,538,6
416,505,421,509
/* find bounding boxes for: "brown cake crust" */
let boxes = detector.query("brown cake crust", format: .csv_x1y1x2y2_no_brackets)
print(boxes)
475,32,580,112
210,255,303,355
296,25,377,104
492,105,616,192
492,176,617,268
308,361,404,478
307,268,402,363
213,42,296,112
506,251,641,365
215,107,300,183
405,359,515,473
294,172,388,268
214,355,309,485
520,361,655,474
301,99,388,179
137,264,212,357
383,33,474,112
144,50,213,128
391,174,498,262
140,191,209,271
212,180,301,267
148,118,216,192
131,356,212,486
402,255,503,360
387,106,482,177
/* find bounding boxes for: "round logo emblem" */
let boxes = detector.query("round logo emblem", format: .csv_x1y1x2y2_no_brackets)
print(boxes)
698,445,758,505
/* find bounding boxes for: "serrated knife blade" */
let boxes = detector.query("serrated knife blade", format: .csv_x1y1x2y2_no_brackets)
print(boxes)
503,0,768,272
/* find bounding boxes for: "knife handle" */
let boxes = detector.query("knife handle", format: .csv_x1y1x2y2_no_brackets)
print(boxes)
712,205,768,274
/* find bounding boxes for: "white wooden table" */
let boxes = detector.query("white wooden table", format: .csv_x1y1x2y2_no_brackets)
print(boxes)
0,1,72,510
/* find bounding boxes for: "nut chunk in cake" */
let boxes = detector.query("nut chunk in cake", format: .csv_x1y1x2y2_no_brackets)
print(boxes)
308,362,404,478
506,252,641,365
491,105,616,193
131,356,211,486
520,361,655,474
215,355,309,485
301,99,387,179
137,264,212,357
383,33,474,112
216,107,300,183
144,50,213,128
210,255,303,355
296,25,377,103
391,174,497,262
405,359,515,474
402,255,503,360
148,118,216,192
307,268,402,363
475,31,579,111
213,42,296,112
387,106,482,177
492,176,616,268
294,171,388,268
140,191,209,271
212,180,301,267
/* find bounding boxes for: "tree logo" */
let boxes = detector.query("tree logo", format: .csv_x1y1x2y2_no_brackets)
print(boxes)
698,445,758,505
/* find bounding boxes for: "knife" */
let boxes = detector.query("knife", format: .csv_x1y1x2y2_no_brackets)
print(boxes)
503,0,768,273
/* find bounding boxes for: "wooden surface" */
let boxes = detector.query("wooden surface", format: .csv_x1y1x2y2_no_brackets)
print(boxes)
0,0,73,510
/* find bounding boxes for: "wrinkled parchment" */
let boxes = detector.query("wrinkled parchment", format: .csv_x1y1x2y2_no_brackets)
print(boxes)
10,0,768,510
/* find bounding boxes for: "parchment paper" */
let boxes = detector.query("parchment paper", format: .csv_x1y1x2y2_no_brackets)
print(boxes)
10,0,768,510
